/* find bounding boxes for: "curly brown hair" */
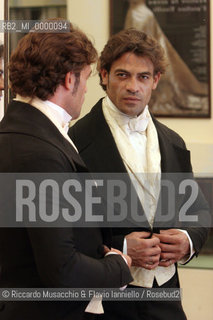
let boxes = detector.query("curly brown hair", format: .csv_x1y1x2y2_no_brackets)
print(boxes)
97,28,167,91
9,22,97,100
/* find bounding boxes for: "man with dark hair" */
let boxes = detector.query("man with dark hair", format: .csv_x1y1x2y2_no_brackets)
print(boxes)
0,44,4,101
69,29,209,319
0,24,133,320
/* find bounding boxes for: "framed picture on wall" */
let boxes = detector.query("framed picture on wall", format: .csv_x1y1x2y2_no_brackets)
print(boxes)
110,0,211,118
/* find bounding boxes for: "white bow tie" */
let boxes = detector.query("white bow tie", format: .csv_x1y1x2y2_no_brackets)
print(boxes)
128,116,149,133
105,96,150,134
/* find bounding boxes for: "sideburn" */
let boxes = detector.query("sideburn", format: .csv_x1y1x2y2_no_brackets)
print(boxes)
72,72,80,95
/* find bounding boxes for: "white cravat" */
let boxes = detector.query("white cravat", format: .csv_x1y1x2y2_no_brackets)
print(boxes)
128,113,149,133
103,96,175,288
14,95,78,152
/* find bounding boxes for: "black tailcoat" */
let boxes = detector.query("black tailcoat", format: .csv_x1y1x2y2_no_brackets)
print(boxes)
69,98,210,320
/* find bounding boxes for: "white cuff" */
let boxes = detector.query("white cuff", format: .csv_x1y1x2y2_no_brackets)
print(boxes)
123,237,127,255
178,229,195,264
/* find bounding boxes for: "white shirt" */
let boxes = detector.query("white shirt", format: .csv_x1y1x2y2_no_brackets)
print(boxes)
14,95,78,152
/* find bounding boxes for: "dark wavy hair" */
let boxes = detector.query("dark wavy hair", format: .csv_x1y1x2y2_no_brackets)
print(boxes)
97,28,167,91
9,22,97,100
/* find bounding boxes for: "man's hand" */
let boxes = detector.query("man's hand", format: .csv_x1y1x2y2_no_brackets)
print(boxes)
103,246,132,268
154,229,190,267
126,232,161,270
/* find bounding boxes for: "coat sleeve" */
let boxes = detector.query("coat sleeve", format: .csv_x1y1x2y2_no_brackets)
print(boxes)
169,132,211,257
27,227,133,288
179,183,210,257
23,145,133,288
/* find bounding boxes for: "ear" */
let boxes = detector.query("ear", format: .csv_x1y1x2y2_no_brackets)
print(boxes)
100,69,109,86
64,71,74,90
152,72,161,90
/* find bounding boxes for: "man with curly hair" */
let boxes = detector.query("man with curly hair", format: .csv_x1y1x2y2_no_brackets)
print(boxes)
0,23,132,320
69,29,209,320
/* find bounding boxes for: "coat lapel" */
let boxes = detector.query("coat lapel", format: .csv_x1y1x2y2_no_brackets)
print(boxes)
153,117,192,173
70,99,150,229
72,99,127,173
152,117,192,228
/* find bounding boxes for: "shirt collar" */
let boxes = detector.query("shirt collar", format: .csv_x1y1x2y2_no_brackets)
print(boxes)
15,95,72,133
105,96,149,133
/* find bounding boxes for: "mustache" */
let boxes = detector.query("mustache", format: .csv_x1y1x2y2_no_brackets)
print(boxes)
125,90,141,97
123,93,142,99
